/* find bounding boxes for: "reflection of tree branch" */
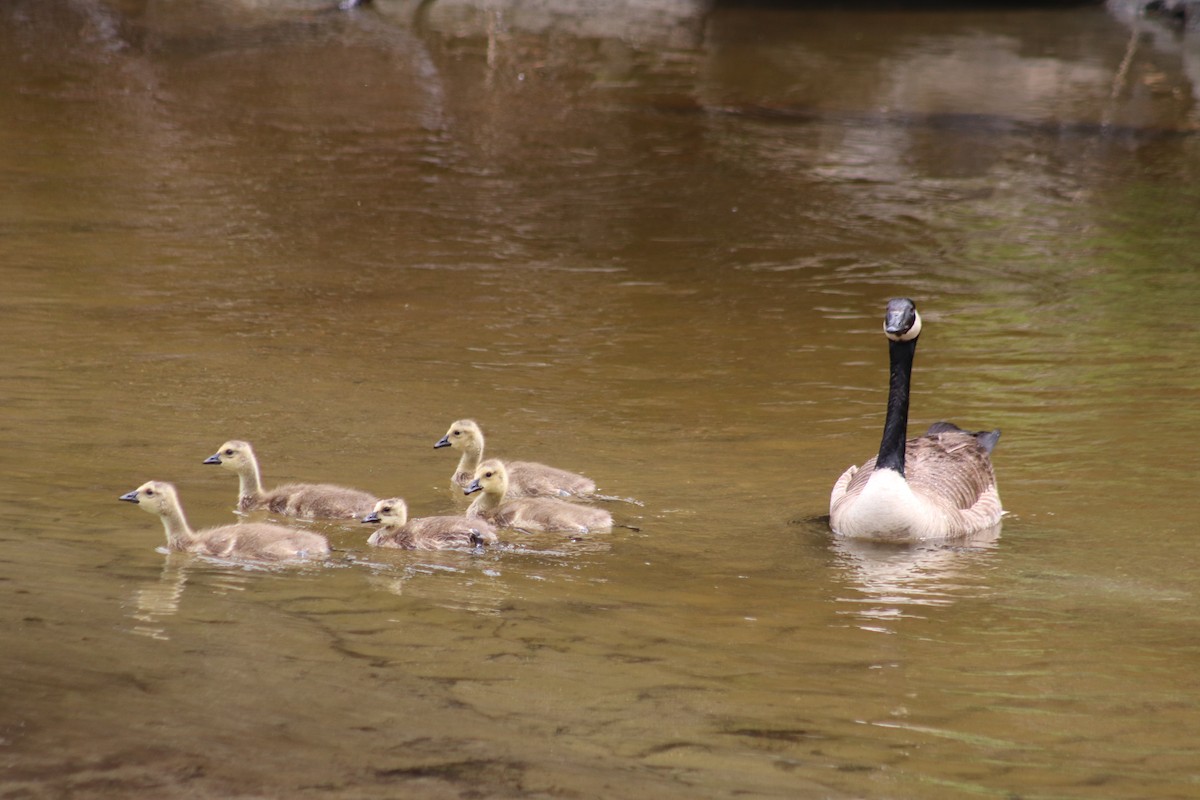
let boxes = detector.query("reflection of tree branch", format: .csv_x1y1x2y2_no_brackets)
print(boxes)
1110,24,1139,103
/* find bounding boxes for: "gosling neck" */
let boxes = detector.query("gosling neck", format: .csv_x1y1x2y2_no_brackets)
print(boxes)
467,484,505,516
876,336,917,476
157,502,198,552
236,454,265,508
455,438,484,483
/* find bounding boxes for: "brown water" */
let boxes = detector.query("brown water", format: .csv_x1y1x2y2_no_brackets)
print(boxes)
3,0,1199,797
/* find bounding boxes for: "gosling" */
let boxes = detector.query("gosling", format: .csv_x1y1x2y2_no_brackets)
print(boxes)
434,419,596,498
119,481,330,561
204,440,377,519
361,498,498,550
464,459,612,534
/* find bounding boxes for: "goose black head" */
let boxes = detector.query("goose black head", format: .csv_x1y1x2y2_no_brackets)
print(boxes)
884,298,922,342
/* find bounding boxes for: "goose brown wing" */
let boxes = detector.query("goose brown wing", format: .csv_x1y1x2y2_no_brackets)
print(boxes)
840,457,877,501
904,431,997,510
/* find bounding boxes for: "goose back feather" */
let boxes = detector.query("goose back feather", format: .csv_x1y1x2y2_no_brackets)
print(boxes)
831,424,1002,540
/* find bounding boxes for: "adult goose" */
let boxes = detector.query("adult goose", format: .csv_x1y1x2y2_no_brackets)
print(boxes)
203,440,377,520
464,460,612,534
361,498,498,550
434,419,596,499
829,298,1002,541
119,481,330,561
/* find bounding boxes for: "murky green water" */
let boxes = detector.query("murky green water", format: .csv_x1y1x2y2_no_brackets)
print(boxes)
2,0,1199,797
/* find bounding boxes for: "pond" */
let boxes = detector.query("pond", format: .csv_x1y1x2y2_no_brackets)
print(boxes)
2,1,1198,797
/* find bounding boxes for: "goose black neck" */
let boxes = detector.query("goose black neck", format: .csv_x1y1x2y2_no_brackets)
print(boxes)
876,336,917,475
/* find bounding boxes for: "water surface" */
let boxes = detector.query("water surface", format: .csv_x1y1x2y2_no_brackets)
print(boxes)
2,1,1199,797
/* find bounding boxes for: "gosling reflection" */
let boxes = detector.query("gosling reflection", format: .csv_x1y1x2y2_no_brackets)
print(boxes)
128,553,189,640
832,523,1002,624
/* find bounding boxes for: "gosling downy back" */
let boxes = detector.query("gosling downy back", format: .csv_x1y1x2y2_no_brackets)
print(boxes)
434,419,596,499
464,459,612,534
829,299,1002,541
119,480,330,561
204,439,378,519
361,497,498,550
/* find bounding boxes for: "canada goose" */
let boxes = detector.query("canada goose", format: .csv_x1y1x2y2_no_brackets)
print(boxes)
829,298,1003,541
203,440,377,519
464,459,612,534
434,419,596,498
361,497,498,550
119,481,330,561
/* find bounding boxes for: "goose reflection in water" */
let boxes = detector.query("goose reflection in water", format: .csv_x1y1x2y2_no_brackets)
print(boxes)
831,523,1002,627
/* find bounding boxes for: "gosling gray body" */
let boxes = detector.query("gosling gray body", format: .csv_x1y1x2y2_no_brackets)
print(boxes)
464,459,612,534
119,481,330,561
362,497,498,550
204,439,377,519
434,419,596,499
